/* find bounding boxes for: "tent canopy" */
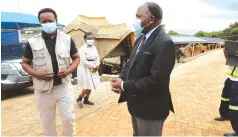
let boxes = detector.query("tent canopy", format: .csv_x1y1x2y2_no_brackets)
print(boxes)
1,11,65,29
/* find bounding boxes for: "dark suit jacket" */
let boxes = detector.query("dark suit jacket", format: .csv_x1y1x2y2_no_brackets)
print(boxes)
119,26,175,120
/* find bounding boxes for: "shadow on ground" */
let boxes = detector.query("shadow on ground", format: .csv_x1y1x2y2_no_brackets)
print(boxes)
1,87,34,100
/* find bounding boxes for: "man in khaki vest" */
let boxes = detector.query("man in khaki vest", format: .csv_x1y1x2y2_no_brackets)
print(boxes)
22,8,80,136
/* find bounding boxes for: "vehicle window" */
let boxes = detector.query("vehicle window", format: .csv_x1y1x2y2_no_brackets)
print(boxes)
1,43,25,57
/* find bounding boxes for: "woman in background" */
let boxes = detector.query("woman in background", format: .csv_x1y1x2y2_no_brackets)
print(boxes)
77,32,100,108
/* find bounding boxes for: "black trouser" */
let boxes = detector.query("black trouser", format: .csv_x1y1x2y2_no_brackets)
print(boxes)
219,78,233,118
229,81,238,134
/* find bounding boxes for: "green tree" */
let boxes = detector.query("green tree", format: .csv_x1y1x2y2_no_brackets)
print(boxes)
210,31,223,37
168,30,180,35
194,31,207,37
194,21,238,37
229,22,238,29
223,28,232,36
230,27,238,35
222,22,238,37
194,30,224,37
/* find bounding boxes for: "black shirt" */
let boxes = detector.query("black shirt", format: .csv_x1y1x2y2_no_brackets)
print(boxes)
23,31,78,85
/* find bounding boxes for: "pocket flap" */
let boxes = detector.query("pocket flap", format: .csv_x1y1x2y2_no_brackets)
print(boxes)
32,45,44,51
34,60,46,65
58,53,70,58
143,52,152,55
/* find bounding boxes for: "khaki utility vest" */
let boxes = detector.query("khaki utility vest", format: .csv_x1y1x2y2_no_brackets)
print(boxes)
28,31,72,92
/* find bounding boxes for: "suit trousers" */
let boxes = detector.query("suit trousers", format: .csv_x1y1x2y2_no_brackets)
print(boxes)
131,116,166,136
34,82,76,136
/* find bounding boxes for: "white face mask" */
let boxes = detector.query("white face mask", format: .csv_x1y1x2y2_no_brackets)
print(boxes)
86,40,94,46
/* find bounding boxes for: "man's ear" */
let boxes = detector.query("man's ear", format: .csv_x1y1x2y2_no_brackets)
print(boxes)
150,19,154,24
150,16,155,24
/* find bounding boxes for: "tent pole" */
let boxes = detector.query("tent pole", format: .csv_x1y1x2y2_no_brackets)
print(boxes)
18,30,21,43
16,23,20,29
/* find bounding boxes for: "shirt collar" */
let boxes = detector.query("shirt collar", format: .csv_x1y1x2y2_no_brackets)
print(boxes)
145,24,160,41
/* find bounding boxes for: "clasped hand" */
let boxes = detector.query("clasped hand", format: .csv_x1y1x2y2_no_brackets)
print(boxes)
110,78,123,94
36,68,70,81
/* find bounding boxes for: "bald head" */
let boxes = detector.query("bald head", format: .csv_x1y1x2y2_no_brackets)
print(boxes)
136,2,163,22
136,4,150,19
134,2,163,34
146,2,163,21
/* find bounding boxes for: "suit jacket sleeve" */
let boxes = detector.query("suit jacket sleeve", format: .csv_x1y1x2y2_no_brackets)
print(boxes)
123,40,175,92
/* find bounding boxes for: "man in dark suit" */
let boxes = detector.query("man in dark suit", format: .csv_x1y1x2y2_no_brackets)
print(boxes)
111,2,175,136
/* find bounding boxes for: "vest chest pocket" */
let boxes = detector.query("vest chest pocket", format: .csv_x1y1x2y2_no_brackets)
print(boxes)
58,53,70,68
32,46,45,66
33,46,45,58
33,60,46,70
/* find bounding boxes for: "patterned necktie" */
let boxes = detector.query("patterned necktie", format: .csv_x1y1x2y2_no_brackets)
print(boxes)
126,35,146,80
136,35,146,55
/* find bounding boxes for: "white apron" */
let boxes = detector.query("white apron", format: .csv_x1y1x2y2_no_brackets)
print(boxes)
77,44,100,90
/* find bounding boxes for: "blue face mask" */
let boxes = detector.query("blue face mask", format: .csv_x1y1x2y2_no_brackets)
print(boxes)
133,19,143,35
41,22,57,34
133,16,152,35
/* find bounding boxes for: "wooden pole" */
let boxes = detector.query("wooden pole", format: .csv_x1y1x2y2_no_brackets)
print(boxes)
192,43,195,56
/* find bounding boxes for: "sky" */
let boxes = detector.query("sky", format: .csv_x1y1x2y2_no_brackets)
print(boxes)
1,0,238,35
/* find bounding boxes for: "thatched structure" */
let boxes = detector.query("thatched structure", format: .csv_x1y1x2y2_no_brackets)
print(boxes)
64,14,135,62
181,43,222,57
183,44,193,57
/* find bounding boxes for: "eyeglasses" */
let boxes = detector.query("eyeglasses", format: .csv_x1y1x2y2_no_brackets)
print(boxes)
140,14,154,21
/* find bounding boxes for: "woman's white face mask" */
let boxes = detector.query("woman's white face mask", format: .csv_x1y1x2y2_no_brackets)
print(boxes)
86,40,94,46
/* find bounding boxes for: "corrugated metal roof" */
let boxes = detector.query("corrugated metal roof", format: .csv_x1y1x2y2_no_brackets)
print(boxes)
171,36,206,44
170,36,224,44
199,37,224,43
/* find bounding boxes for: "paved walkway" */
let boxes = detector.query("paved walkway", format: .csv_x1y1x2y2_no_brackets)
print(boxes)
1,82,118,136
1,49,233,136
